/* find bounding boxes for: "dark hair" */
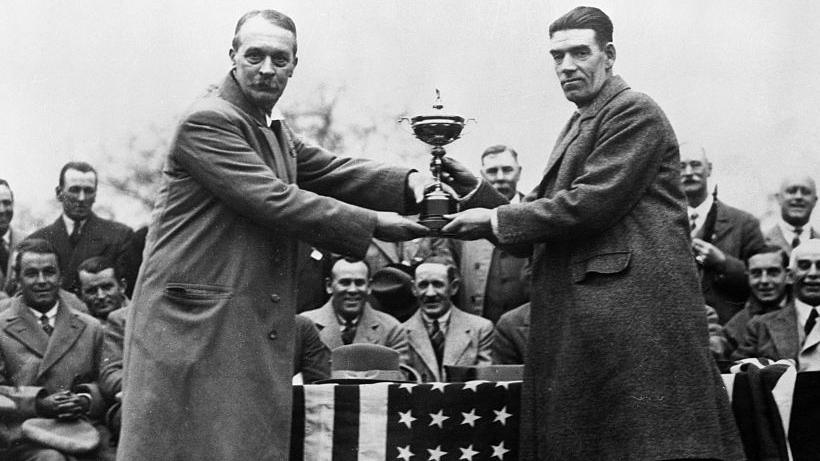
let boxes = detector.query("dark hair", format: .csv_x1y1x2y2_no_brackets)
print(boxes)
58,161,98,189
330,255,371,279
0,178,13,201
418,254,460,283
746,245,789,269
233,9,298,55
480,145,519,164
549,6,613,50
14,238,60,276
77,256,120,280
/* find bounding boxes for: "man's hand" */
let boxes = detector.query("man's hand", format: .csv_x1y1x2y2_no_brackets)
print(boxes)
441,208,494,240
692,238,727,270
374,212,430,242
440,157,479,197
36,390,87,420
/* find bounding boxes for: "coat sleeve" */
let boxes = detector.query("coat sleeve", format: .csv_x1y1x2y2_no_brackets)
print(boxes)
385,323,410,367
491,322,521,365
171,107,412,257
711,214,765,298
100,312,126,399
295,316,331,384
495,94,671,245
732,317,763,361
476,319,494,366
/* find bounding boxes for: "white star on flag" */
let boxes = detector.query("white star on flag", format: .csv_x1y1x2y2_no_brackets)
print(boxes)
491,441,510,460
427,445,447,461
459,444,479,460
460,409,481,427
462,380,482,392
429,409,449,428
399,383,415,393
430,382,447,393
397,445,414,461
398,410,417,429
493,406,512,426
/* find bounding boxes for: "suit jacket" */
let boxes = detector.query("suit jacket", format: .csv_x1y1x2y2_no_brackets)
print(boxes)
118,72,417,461
722,297,784,355
0,294,107,449
697,201,766,324
28,213,135,294
764,224,818,255
457,236,528,322
301,300,408,365
482,76,741,460
293,314,330,383
0,226,24,296
100,306,127,400
733,300,800,363
492,302,529,365
402,306,493,382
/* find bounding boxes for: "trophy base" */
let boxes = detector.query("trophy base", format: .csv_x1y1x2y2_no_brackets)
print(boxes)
419,216,454,236
419,191,457,236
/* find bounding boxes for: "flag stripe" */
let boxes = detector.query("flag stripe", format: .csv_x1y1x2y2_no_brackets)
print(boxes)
332,385,360,461
303,384,337,461
357,382,389,461
291,385,305,461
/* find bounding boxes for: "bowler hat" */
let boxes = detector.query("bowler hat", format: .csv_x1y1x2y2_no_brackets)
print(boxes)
22,418,100,454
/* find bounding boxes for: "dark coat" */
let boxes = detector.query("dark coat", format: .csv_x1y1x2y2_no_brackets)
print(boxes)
117,72,416,461
490,76,743,460
733,300,800,362
293,314,330,384
491,302,529,365
28,213,135,294
697,201,766,324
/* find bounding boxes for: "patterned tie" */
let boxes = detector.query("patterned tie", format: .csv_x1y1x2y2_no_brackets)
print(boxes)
792,227,803,250
689,211,698,232
39,314,53,336
69,220,82,247
429,319,445,367
805,308,818,338
341,320,356,345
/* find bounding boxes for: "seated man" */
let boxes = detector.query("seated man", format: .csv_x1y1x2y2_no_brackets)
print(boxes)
0,238,110,460
722,246,790,356
492,302,529,365
293,314,330,384
734,239,820,369
301,257,408,363
403,256,493,382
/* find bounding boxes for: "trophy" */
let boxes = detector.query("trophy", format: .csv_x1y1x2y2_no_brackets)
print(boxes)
400,90,471,233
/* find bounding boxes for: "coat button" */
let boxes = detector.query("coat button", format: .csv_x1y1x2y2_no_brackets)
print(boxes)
268,330,278,340
270,294,281,303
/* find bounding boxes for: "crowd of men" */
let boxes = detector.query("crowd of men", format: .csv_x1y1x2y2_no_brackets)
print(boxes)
0,143,817,459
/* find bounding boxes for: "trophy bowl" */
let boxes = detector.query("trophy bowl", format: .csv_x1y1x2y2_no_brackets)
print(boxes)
409,114,466,146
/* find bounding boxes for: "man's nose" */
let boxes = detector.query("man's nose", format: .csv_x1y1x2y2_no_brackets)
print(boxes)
259,57,276,75
96,287,107,298
682,164,694,175
557,55,577,73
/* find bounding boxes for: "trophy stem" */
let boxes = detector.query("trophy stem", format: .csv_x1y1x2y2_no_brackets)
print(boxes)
430,146,446,187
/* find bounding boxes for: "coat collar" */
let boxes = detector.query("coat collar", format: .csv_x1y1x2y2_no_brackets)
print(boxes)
406,307,475,381
767,300,800,358
311,301,383,349
219,71,268,128
576,75,630,120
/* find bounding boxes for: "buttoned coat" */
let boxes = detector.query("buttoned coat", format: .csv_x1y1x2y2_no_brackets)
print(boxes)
696,201,766,324
0,295,107,449
28,213,135,294
489,76,742,460
301,300,408,364
402,306,493,382
117,72,418,461
491,302,529,365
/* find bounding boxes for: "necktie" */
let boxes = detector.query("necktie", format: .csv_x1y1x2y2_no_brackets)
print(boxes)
689,212,698,232
792,227,803,250
429,319,445,367
0,239,8,276
69,220,82,247
341,320,356,345
39,314,53,336
805,308,818,337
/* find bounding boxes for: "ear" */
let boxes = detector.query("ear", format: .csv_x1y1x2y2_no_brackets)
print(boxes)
120,278,128,294
449,278,461,297
229,48,237,68
55,186,63,201
604,42,616,69
288,56,298,77
325,277,333,296
785,268,794,285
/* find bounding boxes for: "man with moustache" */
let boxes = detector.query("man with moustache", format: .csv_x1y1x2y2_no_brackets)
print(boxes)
28,162,136,296
735,239,820,371
117,9,465,461
440,6,742,460
765,174,818,254
723,246,791,356
0,179,24,297
457,145,529,323
301,257,408,361
402,256,493,382
680,144,766,324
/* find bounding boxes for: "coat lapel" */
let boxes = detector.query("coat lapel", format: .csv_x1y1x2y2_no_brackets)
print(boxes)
38,302,85,380
709,202,732,243
3,298,49,357
371,240,400,264
355,305,382,343
312,302,344,350
443,308,472,366
406,312,440,381
770,302,800,358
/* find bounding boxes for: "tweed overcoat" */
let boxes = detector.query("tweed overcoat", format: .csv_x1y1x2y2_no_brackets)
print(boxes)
117,73,417,461
492,76,743,460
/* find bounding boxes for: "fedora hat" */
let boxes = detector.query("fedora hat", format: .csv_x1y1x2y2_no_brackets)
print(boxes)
317,343,410,384
22,418,100,454
370,265,418,323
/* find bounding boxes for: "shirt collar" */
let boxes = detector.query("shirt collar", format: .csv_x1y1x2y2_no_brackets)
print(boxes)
62,214,86,234
421,307,452,328
265,107,285,127
689,193,714,218
795,298,818,328
335,310,360,326
777,219,811,241
29,302,59,323
1,228,9,246
509,192,521,204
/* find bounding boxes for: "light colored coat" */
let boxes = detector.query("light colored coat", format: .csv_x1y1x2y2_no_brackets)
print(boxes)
488,76,742,460
402,306,493,382
118,72,416,461
301,300,408,364
764,224,818,255
0,226,25,297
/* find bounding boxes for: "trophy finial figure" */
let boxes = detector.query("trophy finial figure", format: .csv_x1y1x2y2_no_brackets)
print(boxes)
433,89,443,110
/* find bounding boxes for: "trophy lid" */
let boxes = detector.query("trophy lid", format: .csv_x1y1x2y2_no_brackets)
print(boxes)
408,90,466,146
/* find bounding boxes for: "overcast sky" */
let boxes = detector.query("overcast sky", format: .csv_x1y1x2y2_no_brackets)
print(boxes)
2,1,819,230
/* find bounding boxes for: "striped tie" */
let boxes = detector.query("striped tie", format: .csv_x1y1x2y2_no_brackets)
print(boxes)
39,314,53,336
429,319,445,367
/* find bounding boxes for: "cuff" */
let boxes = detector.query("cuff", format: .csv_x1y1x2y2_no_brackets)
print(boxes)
490,208,500,237
457,178,483,204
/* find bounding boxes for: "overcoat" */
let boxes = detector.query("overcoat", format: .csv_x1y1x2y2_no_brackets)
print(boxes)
493,76,743,460
117,72,417,461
